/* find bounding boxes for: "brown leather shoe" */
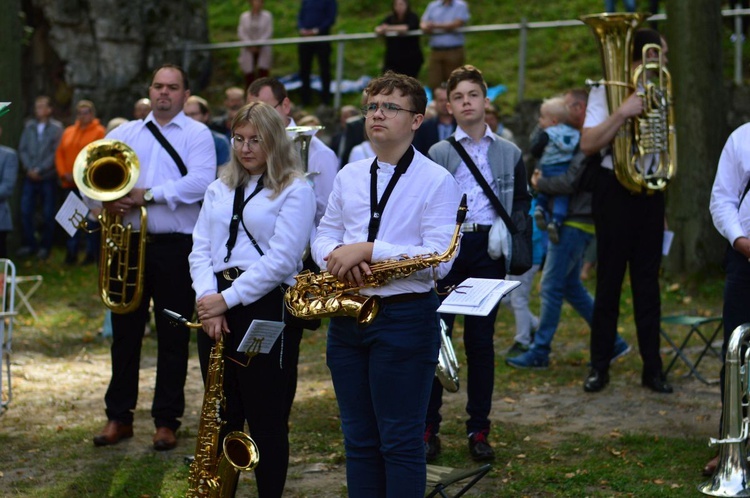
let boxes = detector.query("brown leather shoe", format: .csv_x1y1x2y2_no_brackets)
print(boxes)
702,454,720,477
93,420,133,447
153,427,177,451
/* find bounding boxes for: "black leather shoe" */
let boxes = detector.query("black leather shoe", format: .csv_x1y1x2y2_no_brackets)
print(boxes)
425,433,441,462
468,431,495,461
642,373,674,394
583,369,609,393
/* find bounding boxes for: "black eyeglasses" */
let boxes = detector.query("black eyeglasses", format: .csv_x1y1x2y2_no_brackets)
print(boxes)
361,102,419,119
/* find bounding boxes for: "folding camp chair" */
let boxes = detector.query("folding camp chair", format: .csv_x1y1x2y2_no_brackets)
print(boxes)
660,314,723,385
425,463,492,498
0,259,18,410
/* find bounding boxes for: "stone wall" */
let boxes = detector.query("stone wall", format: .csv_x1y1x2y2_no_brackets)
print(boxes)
21,0,210,124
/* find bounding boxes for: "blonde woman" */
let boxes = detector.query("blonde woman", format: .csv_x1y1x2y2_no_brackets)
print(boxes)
189,101,315,497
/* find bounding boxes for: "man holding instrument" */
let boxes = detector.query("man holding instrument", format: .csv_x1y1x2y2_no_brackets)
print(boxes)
580,29,672,394
313,71,461,497
92,64,215,450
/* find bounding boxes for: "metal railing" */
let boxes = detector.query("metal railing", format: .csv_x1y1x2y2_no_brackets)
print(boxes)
183,7,749,107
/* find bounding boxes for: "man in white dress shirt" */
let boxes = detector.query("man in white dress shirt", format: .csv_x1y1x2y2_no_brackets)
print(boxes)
246,77,337,228
92,64,216,451
313,71,461,497
704,122,750,477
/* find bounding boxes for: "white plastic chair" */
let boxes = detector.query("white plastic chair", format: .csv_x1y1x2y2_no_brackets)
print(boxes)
0,258,17,410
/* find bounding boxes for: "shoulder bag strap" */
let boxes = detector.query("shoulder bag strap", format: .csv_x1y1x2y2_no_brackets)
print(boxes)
447,136,518,234
145,121,188,177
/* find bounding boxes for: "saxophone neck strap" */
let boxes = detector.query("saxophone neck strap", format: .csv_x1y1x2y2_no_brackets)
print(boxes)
225,175,265,263
367,145,414,242
145,121,188,177
447,136,518,234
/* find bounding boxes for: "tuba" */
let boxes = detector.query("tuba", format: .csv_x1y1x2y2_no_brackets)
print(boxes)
436,319,460,393
73,139,147,314
581,13,676,194
284,195,468,327
698,323,750,497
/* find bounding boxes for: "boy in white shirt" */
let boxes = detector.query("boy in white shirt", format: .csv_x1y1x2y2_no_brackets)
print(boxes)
313,71,461,497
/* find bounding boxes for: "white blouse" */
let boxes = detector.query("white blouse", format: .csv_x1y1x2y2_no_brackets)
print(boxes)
190,175,315,309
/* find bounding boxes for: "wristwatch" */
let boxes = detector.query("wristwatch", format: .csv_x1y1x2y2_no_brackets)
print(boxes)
144,189,154,204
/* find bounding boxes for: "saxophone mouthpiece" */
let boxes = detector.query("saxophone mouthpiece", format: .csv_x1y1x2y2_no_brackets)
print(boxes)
456,194,468,224
162,309,203,329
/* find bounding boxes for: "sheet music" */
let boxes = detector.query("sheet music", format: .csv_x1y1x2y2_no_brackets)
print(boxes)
55,191,90,237
237,319,285,355
437,278,521,317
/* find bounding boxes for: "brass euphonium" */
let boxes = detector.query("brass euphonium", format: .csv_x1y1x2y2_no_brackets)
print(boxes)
698,323,750,497
436,318,460,393
284,194,468,326
73,139,147,314
582,12,676,194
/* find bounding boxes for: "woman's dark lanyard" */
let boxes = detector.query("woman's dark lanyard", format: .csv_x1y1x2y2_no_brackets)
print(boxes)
225,174,265,263
367,146,414,241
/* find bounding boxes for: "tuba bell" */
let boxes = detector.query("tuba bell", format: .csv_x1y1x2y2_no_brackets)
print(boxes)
698,323,750,497
73,139,147,314
581,12,676,194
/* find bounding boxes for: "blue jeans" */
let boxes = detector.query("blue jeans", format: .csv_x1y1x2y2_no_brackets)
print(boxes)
530,224,627,359
537,162,570,225
20,177,57,251
327,293,440,498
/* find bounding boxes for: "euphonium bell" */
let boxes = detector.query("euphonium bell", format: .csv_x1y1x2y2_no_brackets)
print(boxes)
698,323,750,497
73,139,147,314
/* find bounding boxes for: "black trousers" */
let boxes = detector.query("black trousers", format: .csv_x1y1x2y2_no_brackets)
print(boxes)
105,235,195,430
590,171,665,377
298,41,332,106
197,277,302,498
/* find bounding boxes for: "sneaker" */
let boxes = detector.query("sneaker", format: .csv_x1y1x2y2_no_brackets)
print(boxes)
468,430,495,461
506,350,549,369
505,342,529,358
424,425,441,462
533,206,547,231
611,339,632,363
547,222,560,244
16,246,33,258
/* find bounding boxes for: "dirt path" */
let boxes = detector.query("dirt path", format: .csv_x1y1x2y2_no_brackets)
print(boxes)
0,345,722,497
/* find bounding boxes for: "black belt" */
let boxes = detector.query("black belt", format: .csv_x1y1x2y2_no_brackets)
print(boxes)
217,267,244,282
146,233,192,244
380,291,432,305
432,45,463,51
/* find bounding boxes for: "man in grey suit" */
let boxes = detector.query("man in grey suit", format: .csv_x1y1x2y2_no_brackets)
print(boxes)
17,96,62,260
425,65,530,463
0,125,19,258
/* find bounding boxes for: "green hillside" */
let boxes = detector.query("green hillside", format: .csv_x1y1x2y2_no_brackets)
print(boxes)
205,0,628,107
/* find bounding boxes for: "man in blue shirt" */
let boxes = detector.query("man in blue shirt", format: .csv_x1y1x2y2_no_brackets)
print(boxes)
420,0,470,91
297,0,337,107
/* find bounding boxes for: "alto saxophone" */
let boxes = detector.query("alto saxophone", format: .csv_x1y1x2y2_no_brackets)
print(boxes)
284,194,467,326
186,334,260,498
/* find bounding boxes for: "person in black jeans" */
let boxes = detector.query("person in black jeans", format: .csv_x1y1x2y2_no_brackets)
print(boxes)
297,0,337,106
580,29,672,395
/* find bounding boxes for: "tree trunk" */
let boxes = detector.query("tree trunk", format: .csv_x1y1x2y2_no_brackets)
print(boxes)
0,0,24,148
663,0,728,276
